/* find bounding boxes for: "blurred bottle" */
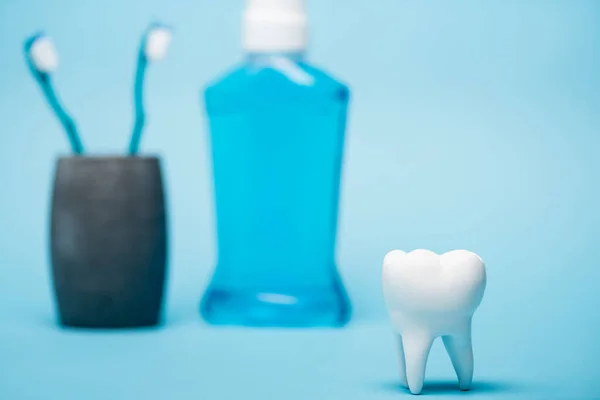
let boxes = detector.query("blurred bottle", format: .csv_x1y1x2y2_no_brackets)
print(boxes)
200,0,351,327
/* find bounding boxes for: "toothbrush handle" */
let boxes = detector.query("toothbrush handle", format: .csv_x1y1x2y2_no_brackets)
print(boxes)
58,111,84,155
41,76,84,154
128,112,145,155
128,54,147,155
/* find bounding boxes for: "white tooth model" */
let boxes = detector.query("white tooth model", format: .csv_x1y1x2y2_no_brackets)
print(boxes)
382,249,487,395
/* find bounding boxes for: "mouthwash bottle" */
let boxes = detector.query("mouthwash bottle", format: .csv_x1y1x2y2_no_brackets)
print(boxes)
200,0,351,327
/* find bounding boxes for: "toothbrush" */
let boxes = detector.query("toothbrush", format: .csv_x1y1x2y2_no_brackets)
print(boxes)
128,23,172,155
24,33,85,154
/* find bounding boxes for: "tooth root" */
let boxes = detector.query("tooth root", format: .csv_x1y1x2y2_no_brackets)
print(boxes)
442,333,474,391
401,332,435,395
395,335,408,388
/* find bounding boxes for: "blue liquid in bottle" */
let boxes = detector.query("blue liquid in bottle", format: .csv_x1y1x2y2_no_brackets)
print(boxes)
200,1,351,327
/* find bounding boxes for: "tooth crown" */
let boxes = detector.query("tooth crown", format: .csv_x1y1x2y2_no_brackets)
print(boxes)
382,248,487,395
383,249,486,314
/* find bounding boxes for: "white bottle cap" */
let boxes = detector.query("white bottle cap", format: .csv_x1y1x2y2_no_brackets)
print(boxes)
243,0,308,53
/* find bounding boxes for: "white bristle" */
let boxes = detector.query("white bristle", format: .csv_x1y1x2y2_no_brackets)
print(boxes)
144,27,172,62
29,36,58,73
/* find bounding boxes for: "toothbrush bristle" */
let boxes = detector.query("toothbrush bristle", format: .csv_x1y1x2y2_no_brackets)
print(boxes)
29,35,58,73
144,26,172,62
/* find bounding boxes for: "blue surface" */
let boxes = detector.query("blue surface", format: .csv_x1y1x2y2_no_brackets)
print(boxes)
1,0,600,398
201,54,350,327
0,319,598,399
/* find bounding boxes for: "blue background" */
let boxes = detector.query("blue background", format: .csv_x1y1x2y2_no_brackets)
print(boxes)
1,0,599,398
